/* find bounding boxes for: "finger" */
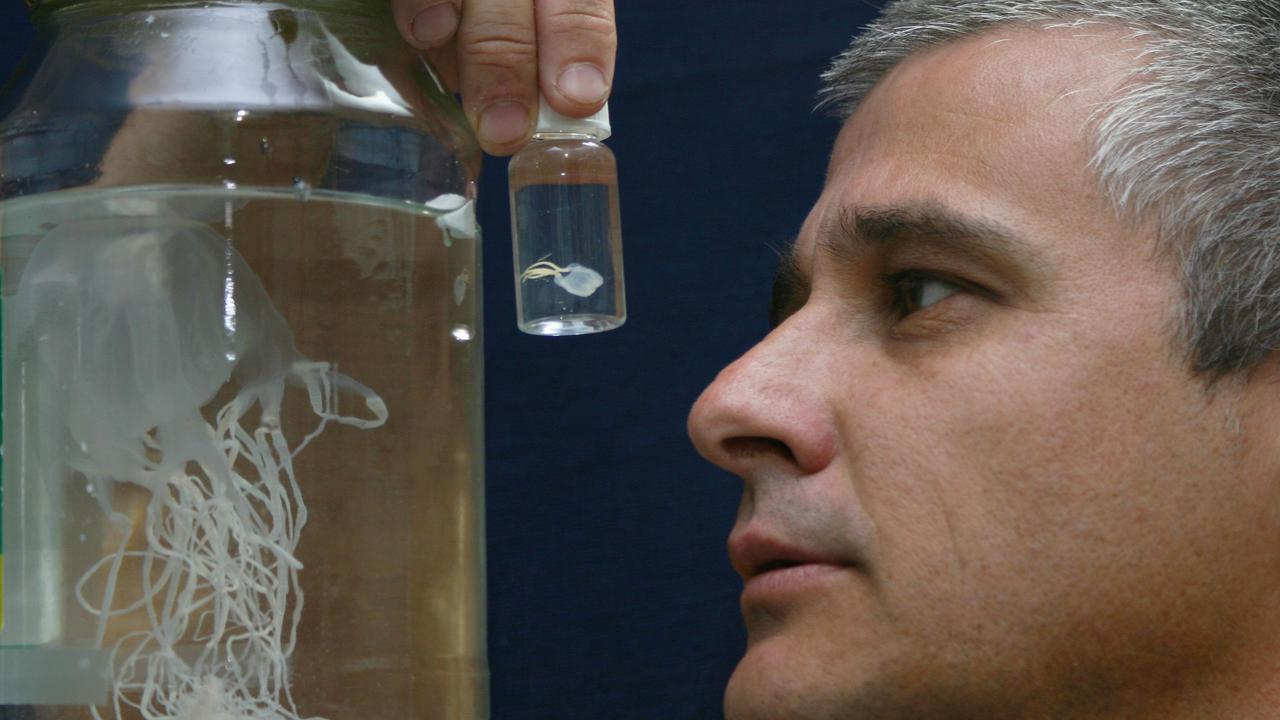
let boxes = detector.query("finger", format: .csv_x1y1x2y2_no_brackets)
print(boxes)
393,0,462,50
536,0,616,117
457,0,538,155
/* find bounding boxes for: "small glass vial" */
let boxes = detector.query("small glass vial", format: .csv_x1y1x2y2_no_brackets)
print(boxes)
509,98,626,335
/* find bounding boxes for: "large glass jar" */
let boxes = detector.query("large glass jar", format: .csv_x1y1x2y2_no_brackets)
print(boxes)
0,1,486,718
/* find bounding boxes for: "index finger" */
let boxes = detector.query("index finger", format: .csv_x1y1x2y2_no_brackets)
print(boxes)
456,0,539,155
536,0,617,118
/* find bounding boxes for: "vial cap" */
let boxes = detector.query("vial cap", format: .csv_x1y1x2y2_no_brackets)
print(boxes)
535,96,611,141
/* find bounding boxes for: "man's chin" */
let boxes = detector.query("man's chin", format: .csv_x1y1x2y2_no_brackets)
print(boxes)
724,631,862,720
724,652,798,720
725,629,970,720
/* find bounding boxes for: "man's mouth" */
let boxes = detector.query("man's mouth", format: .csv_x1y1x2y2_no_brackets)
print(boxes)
728,524,864,610
755,559,807,575
728,528,856,581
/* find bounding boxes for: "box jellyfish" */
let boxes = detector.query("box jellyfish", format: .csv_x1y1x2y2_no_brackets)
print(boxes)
9,213,387,720
518,257,604,298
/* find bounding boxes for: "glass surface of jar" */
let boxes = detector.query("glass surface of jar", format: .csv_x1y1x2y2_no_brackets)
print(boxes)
0,1,486,718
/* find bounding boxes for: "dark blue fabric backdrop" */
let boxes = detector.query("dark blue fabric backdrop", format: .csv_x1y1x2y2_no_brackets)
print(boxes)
0,3,882,717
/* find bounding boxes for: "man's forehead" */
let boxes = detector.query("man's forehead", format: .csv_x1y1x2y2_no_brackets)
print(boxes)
891,25,1137,117
825,24,1142,183
808,25,1146,265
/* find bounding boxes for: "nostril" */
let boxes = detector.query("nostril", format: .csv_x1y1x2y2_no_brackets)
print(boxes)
722,436,797,466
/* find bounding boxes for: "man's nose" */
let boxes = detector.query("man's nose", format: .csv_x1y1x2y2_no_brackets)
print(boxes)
687,321,838,480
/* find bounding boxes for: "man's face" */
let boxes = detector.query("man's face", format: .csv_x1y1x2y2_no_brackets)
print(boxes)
688,28,1280,720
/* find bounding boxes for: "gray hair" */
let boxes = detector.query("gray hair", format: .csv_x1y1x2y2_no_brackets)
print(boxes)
821,1,1280,377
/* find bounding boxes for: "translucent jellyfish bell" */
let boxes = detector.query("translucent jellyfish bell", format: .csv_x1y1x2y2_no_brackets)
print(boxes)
554,263,604,298
13,216,295,486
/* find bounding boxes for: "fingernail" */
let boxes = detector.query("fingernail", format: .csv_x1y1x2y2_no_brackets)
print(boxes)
479,101,530,147
556,64,608,104
411,2,458,47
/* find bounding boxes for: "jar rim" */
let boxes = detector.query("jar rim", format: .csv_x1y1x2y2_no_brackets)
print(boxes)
27,0,389,13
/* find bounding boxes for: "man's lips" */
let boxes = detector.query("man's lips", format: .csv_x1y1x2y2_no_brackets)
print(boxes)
727,528,857,582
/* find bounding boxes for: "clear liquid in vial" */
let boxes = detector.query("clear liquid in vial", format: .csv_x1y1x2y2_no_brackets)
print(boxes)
509,136,625,336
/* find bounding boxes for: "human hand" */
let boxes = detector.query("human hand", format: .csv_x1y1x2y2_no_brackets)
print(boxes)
391,0,616,156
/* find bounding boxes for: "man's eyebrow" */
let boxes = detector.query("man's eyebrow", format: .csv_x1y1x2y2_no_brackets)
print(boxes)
819,203,1034,269
768,203,1037,327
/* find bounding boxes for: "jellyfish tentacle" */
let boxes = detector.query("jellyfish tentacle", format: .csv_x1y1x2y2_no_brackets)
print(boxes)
519,260,569,282
325,372,391,429
92,512,140,649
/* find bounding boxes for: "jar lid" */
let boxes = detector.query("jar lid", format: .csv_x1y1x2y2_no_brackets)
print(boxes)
534,96,611,141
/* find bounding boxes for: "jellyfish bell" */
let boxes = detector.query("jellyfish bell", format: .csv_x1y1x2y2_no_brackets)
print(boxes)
14,214,307,486
554,263,604,298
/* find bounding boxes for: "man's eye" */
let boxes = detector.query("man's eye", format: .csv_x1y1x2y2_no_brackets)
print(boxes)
889,272,964,316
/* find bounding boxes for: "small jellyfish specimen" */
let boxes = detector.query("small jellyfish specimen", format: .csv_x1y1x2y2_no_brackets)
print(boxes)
9,211,387,720
519,256,604,298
